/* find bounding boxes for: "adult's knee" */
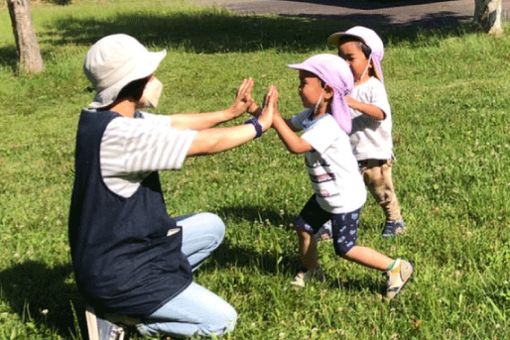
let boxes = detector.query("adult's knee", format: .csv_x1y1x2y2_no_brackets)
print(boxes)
198,212,225,240
220,302,238,334
202,301,237,336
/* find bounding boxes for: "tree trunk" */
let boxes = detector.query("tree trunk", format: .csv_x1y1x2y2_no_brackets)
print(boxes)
474,0,504,35
7,0,44,74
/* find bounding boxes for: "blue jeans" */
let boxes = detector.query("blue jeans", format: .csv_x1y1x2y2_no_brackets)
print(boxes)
137,212,237,338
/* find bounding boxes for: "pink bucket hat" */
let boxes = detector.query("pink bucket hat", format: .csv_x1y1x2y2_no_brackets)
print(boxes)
288,54,354,134
327,26,385,82
83,34,166,109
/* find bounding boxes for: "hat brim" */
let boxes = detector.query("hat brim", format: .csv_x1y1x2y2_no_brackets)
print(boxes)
88,50,167,109
327,32,366,46
288,62,316,75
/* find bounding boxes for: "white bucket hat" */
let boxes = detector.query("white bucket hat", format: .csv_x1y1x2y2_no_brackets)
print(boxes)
83,34,166,109
327,26,385,82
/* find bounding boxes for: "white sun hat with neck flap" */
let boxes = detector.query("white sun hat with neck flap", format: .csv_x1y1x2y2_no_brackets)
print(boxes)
83,33,166,109
327,26,385,82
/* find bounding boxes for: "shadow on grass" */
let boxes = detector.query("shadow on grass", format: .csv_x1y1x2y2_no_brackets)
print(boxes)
208,238,383,295
326,272,383,294
209,237,297,275
0,252,382,339
0,261,85,338
41,10,474,49
282,0,458,10
39,9,474,52
218,204,292,226
0,6,475,68
0,46,18,72
213,205,383,294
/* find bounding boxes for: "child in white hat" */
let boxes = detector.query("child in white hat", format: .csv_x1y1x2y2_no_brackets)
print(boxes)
71,33,276,339
249,54,413,299
328,26,406,238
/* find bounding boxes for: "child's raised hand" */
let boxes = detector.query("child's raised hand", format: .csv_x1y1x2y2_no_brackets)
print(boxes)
227,78,254,118
258,85,278,130
268,85,279,116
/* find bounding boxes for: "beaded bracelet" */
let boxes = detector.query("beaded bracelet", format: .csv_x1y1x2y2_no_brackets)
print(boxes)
244,117,263,139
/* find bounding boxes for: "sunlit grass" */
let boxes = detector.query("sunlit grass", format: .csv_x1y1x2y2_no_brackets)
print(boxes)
1,1,509,339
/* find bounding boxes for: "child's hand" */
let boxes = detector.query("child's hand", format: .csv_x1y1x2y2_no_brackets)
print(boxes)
345,95,357,108
345,95,385,120
259,85,278,130
271,87,281,118
266,86,281,124
226,78,254,118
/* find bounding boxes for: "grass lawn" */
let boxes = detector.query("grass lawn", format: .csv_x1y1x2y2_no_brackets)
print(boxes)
0,1,509,338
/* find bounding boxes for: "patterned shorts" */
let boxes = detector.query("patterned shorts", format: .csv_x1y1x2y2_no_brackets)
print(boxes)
295,195,362,255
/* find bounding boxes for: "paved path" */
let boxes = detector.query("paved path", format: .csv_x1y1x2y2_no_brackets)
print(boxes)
193,0,510,28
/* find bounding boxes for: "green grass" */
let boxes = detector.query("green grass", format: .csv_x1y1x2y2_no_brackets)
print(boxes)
1,1,510,339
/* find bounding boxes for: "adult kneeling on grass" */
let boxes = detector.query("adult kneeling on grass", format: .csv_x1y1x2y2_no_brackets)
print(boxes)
68,34,276,339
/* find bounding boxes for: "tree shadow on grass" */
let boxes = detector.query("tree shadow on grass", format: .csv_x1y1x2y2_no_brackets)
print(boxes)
290,11,473,31
39,9,475,54
282,0,459,10
0,7,475,68
0,261,85,338
0,46,18,72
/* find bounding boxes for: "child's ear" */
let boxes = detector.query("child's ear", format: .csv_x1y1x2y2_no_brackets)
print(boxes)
323,85,334,100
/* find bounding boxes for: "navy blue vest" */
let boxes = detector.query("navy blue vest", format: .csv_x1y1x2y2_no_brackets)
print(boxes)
68,110,192,317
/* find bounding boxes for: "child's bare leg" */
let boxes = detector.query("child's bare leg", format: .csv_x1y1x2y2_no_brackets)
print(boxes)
342,246,393,271
296,229,319,270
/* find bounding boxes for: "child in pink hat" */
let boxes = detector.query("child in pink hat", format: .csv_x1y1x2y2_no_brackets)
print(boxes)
328,26,406,237
249,54,413,299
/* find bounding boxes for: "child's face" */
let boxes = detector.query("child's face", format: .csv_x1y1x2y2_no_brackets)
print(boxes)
298,70,324,108
338,41,370,82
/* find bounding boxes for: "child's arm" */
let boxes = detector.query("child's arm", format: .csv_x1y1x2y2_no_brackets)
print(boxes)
273,115,312,154
170,78,254,130
270,88,313,154
346,95,386,121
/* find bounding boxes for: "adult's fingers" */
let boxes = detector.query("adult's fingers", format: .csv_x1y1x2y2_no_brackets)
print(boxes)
237,78,253,98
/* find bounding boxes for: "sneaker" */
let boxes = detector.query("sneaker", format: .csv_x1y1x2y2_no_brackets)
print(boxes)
290,267,325,288
85,306,126,340
382,220,405,238
385,259,414,300
314,221,332,241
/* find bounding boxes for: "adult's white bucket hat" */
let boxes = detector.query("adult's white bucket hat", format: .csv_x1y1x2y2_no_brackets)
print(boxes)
83,34,166,109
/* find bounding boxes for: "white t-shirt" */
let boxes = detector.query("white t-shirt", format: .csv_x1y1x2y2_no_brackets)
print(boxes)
350,76,393,161
291,111,366,214
100,111,197,198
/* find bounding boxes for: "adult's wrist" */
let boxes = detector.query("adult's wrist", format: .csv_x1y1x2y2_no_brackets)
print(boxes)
258,114,273,131
244,117,263,138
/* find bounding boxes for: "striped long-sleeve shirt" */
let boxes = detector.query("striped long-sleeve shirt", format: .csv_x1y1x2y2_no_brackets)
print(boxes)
100,111,197,197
